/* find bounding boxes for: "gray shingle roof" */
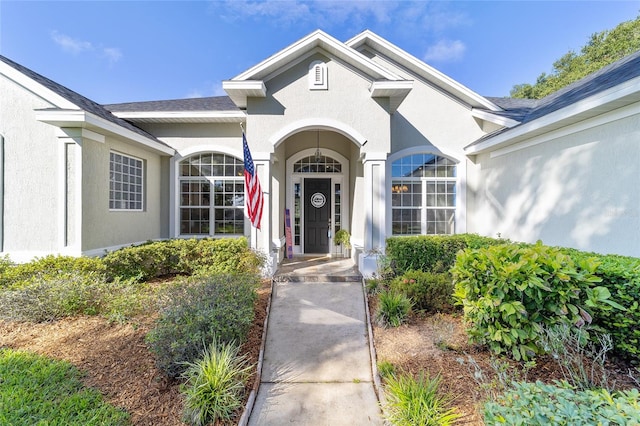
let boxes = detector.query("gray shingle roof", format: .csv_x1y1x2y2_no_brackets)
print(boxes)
105,96,239,112
472,49,640,147
0,55,167,147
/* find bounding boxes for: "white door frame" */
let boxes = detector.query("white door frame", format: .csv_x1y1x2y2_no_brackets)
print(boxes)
286,148,350,255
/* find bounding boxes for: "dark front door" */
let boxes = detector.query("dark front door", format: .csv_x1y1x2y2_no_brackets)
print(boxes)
304,178,331,253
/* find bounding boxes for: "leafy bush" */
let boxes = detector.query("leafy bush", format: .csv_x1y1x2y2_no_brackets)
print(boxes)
103,238,263,282
0,255,106,290
375,290,412,328
386,234,502,275
452,242,621,360
390,270,456,313
0,348,130,425
0,272,106,322
483,380,640,425
180,338,252,425
146,274,258,378
571,252,640,361
384,372,460,426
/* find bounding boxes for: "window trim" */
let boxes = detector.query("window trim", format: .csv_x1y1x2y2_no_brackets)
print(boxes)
109,150,144,212
387,148,464,236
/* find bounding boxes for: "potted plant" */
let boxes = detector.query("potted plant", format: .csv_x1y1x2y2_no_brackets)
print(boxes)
334,229,351,258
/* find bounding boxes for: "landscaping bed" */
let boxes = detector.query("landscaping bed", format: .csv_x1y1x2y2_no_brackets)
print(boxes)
0,278,270,425
370,303,639,424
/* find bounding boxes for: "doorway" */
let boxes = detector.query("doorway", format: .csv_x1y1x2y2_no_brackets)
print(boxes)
304,178,331,253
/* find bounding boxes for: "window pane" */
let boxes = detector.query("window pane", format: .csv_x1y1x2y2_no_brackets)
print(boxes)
110,152,144,211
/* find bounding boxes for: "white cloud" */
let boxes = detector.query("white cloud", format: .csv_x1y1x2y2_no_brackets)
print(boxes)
51,30,123,65
51,30,93,54
186,82,227,99
103,47,123,64
423,39,466,63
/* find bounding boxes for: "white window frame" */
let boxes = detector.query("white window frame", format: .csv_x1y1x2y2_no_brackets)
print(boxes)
387,148,465,236
109,151,144,212
177,152,247,238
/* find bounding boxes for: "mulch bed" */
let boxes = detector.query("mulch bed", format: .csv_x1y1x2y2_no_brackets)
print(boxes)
0,279,272,425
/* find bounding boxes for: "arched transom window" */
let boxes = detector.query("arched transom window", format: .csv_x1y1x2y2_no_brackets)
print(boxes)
293,155,342,173
391,153,456,235
179,153,245,236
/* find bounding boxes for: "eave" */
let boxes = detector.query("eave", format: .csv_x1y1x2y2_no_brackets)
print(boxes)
370,80,413,113
465,74,640,156
35,109,175,155
112,110,247,124
222,80,267,109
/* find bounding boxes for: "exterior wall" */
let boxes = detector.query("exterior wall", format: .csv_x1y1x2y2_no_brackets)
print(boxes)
81,135,167,254
246,53,390,155
0,73,61,260
469,110,640,257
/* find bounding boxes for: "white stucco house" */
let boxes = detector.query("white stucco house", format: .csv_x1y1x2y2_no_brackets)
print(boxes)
1,30,639,274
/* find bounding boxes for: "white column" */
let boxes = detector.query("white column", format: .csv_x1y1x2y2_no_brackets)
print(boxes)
252,156,272,274
363,153,387,252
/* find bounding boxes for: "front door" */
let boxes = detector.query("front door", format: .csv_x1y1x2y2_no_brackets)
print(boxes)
304,178,331,253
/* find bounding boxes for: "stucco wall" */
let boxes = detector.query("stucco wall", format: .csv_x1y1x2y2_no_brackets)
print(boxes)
246,53,391,155
0,73,61,258
469,112,640,257
81,135,167,253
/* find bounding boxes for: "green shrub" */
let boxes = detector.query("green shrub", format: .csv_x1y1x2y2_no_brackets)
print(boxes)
376,291,412,328
0,272,106,322
483,380,640,425
180,338,252,425
452,242,621,360
390,270,456,313
0,348,130,425
146,274,258,378
0,255,106,290
103,238,263,282
386,234,502,275
378,360,396,380
571,252,640,362
384,372,460,426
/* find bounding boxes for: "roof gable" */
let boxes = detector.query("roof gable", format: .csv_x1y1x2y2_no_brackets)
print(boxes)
222,30,412,111
0,55,172,154
346,30,502,112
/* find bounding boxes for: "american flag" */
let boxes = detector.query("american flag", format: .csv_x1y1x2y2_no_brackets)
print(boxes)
243,132,264,229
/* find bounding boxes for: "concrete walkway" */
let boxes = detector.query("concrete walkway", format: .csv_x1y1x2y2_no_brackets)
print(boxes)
248,258,384,425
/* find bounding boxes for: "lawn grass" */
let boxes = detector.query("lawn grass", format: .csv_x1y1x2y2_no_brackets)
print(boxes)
0,348,130,425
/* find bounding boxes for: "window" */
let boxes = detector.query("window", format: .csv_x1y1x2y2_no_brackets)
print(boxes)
293,155,341,173
179,153,245,235
391,154,456,235
308,60,328,90
110,152,143,211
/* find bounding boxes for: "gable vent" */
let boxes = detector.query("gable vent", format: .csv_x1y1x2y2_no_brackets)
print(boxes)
309,60,328,90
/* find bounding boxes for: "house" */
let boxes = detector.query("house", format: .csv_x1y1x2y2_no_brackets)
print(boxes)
1,30,638,274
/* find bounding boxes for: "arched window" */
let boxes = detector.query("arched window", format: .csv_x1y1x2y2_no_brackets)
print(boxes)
179,153,245,236
293,155,342,173
391,153,456,235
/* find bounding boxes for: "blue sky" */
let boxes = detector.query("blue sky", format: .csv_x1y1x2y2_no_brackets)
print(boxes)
1,1,639,104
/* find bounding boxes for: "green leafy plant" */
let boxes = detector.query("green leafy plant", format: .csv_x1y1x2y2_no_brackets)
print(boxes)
386,234,503,275
0,348,129,425
334,229,352,249
378,360,396,380
103,238,264,282
0,255,106,290
180,338,252,425
375,290,412,328
390,270,456,313
483,380,640,425
384,371,460,426
146,274,258,378
452,242,622,360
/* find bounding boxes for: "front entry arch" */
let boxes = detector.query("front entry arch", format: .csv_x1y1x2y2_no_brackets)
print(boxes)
286,148,350,256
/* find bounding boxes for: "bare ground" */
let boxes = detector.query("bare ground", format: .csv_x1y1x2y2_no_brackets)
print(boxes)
0,279,271,426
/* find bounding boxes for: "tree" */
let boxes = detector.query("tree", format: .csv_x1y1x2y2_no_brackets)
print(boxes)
510,15,640,99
